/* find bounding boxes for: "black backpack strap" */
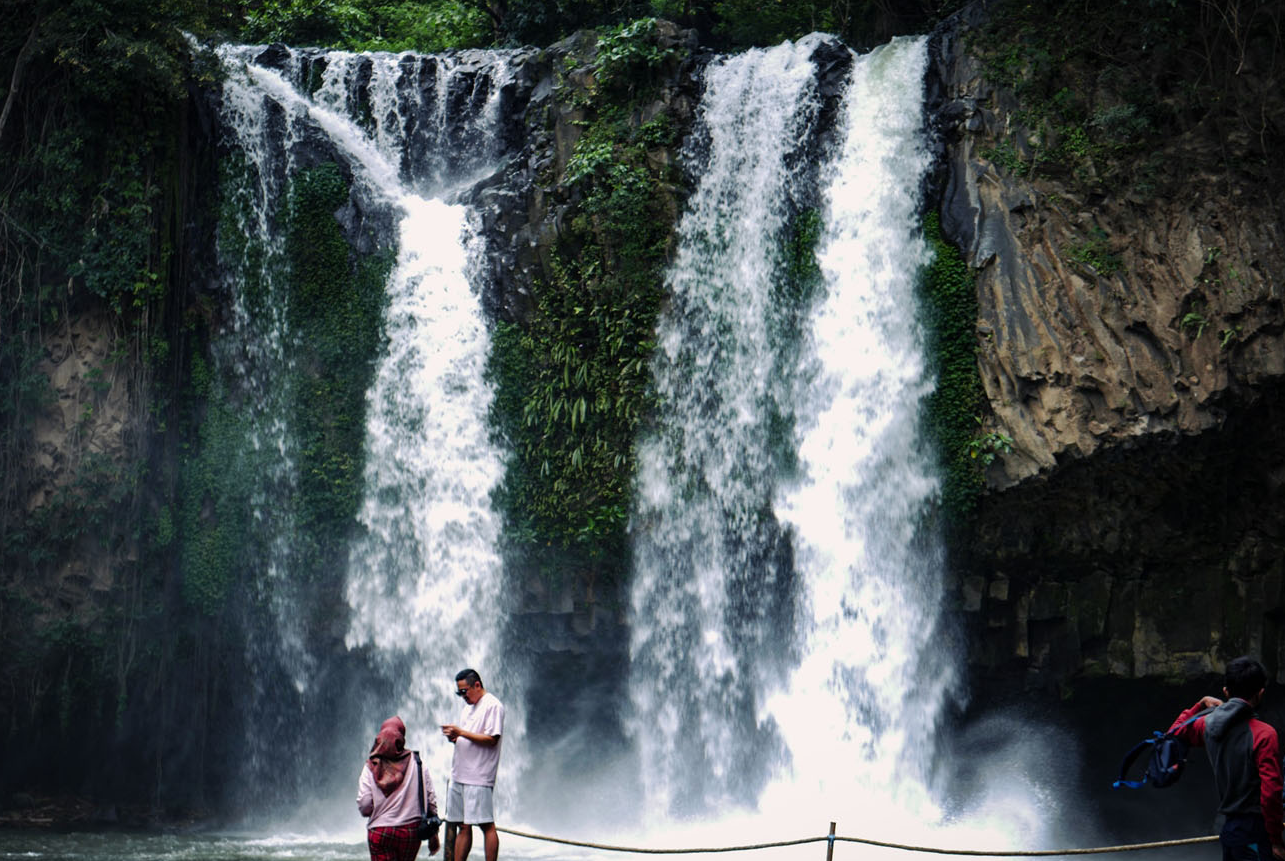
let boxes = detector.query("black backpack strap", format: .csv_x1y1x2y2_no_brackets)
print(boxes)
1173,706,1216,733
1115,734,1160,788
1114,707,1216,789
414,751,428,828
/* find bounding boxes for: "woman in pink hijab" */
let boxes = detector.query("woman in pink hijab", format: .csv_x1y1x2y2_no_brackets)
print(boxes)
358,716,440,860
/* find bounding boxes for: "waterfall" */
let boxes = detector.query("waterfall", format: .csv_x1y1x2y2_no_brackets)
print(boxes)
628,34,963,832
214,45,340,789
209,29,1064,849
214,44,524,805
627,36,826,817
761,37,955,826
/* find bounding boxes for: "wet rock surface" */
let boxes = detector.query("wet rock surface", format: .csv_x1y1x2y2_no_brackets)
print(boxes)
931,4,1285,688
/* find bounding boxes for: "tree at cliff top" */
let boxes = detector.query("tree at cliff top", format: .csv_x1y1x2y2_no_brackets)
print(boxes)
233,0,969,50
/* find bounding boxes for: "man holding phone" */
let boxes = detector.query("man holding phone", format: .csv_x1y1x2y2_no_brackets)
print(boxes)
441,669,504,861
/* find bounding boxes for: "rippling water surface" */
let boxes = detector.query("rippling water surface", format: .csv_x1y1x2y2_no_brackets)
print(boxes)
0,832,608,861
0,832,363,861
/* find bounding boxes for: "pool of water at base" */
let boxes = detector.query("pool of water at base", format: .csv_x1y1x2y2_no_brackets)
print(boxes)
0,832,594,861
0,828,1215,861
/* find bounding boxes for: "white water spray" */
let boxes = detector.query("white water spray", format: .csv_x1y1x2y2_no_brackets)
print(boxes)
761,36,953,829
628,35,828,817
215,44,523,806
211,32,1073,853
626,35,1047,852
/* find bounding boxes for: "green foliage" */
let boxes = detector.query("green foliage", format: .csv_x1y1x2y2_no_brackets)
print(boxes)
784,209,823,294
1181,310,1209,340
180,399,254,615
284,162,392,551
594,18,681,94
968,425,1014,466
356,2,491,52
155,505,176,548
0,0,200,738
490,190,668,552
480,0,961,51
920,213,987,519
709,0,840,47
243,0,373,45
971,0,1282,199
225,0,966,53
773,207,825,351
980,141,1029,177
0,0,196,563
178,161,391,616
244,0,491,51
490,42,683,562
0,0,402,808
0,0,192,320
0,337,54,459
1066,228,1121,276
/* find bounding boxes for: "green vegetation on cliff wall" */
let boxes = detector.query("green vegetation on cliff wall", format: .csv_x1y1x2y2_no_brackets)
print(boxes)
0,0,392,810
0,0,237,810
489,21,685,577
181,160,390,612
282,163,392,572
920,213,988,520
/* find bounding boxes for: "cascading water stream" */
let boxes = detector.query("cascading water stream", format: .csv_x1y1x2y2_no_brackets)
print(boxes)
208,31,1073,852
628,36,828,817
760,37,954,827
627,34,1048,851
214,44,523,810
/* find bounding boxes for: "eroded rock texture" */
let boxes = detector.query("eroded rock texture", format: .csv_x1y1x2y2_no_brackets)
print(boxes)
933,3,1285,688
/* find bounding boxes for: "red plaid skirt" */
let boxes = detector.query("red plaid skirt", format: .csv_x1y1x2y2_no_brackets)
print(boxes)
367,824,422,861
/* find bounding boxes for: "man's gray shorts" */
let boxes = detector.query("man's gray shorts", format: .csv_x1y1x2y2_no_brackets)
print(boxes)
445,782,495,825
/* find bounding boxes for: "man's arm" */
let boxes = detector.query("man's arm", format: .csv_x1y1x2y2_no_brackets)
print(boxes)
442,699,504,746
441,724,500,746
1167,696,1222,744
1251,722,1284,856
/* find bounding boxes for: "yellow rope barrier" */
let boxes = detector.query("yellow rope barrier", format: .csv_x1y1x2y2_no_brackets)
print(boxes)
497,826,827,854
833,834,1220,856
496,825,1220,856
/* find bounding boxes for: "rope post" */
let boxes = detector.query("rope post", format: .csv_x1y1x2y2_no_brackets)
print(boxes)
825,822,836,861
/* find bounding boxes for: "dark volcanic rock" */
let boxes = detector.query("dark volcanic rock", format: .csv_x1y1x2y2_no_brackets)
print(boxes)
930,3,1285,688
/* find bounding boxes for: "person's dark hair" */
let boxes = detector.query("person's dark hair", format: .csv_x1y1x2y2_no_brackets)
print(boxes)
1225,656,1268,700
456,668,482,687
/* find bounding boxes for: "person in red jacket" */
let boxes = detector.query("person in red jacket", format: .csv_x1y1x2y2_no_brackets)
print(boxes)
1170,656,1285,861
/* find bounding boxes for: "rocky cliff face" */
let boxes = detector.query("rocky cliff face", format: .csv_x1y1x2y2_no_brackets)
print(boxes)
931,1,1285,688
28,309,141,615
9,7,1284,813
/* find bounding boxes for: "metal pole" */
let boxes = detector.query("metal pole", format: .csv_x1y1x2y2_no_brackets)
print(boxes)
826,821,836,861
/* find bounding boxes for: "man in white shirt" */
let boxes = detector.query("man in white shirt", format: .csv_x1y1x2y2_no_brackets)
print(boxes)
442,668,504,861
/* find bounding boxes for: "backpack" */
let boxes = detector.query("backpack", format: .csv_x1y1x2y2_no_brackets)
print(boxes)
1114,708,1214,789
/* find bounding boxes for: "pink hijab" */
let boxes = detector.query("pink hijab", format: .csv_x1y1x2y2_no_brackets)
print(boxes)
366,716,412,794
